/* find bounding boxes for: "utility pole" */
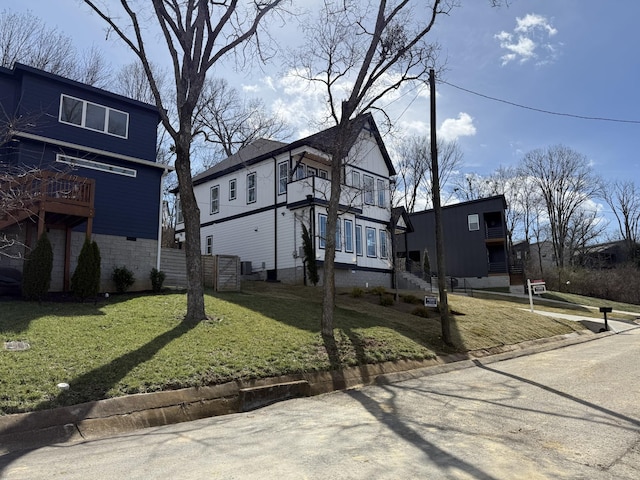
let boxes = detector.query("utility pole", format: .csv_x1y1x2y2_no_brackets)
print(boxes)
429,69,452,346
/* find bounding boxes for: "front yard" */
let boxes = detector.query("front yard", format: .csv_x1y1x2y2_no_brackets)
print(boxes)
0,282,589,414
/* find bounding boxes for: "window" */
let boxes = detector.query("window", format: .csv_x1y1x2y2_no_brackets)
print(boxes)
379,230,388,259
355,224,363,256
366,227,377,257
335,218,342,251
56,154,136,177
294,164,306,180
363,175,374,205
377,179,385,207
344,219,354,253
307,166,317,177
176,198,183,224
319,170,328,179
247,172,257,204
59,94,129,138
468,214,480,231
210,185,219,214
278,162,288,195
319,214,327,249
205,235,213,255
229,179,237,201
351,171,361,188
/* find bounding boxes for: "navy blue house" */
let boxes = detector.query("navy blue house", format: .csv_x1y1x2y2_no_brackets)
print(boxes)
0,63,169,292
397,195,511,290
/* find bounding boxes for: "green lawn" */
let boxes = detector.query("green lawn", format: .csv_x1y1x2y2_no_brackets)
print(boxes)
0,282,587,414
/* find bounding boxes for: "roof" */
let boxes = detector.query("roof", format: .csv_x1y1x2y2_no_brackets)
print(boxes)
191,112,396,187
409,194,508,218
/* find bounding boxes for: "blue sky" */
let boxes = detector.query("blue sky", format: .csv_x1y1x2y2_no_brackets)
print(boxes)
5,1,640,229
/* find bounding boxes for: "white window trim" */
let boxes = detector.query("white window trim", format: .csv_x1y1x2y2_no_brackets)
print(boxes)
229,179,237,201
210,185,220,214
335,218,342,252
56,154,136,177
247,172,257,204
278,161,288,195
355,224,363,256
59,94,129,139
344,219,354,253
468,214,480,231
205,235,213,255
363,175,374,205
366,226,377,257
319,213,327,249
377,179,385,207
379,229,388,259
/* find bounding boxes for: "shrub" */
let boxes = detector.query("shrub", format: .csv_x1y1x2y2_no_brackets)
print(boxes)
150,268,166,293
302,223,319,286
411,306,431,318
379,294,394,306
401,294,422,305
350,287,364,298
22,232,53,301
71,238,101,300
112,266,135,293
369,286,387,296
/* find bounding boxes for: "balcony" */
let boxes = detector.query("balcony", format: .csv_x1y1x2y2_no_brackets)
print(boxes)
286,176,362,213
0,171,95,234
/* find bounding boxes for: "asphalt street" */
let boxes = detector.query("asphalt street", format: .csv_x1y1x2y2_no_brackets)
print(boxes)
1,328,639,479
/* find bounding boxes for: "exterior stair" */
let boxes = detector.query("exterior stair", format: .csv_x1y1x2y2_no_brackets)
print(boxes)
399,270,433,291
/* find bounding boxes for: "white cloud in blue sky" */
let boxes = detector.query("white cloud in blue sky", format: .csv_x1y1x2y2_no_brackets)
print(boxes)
495,13,560,66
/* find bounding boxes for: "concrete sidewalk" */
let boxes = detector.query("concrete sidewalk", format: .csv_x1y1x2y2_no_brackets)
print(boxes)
522,307,640,334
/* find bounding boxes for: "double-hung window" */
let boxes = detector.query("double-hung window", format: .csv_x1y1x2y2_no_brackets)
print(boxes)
319,214,327,249
59,94,129,138
335,218,342,251
377,179,385,207
319,170,328,179
468,214,479,231
229,179,237,201
205,235,213,255
344,219,354,253
355,224,363,256
366,227,377,257
363,175,374,205
295,164,306,181
176,198,183,224
278,162,288,195
247,172,257,204
379,230,388,259
210,185,220,214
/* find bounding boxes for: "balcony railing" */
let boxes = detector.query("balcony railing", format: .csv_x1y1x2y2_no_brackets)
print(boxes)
485,225,504,239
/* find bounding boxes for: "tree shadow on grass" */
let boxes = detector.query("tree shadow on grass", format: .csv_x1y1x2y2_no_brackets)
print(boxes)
0,318,199,473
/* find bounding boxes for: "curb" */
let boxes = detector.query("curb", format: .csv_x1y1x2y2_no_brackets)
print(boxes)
0,329,603,454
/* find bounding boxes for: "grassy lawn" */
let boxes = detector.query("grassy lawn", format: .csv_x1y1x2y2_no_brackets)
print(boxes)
0,282,588,414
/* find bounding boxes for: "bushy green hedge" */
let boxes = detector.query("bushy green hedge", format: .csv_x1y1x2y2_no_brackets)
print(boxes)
22,232,53,301
113,266,135,293
71,238,101,300
150,268,166,292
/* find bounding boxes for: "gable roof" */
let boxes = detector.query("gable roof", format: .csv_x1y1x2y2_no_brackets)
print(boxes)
192,112,396,187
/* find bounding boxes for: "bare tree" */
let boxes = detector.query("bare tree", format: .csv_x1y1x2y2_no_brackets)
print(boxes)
395,135,463,212
451,172,497,201
601,179,640,261
198,77,292,166
84,0,286,322
567,205,608,267
520,144,601,270
0,9,111,88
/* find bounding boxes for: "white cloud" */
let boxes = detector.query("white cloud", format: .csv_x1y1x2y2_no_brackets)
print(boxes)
495,13,559,66
242,84,260,93
438,112,476,142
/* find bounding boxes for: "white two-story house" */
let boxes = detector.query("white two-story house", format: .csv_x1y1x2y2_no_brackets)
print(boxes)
175,113,406,287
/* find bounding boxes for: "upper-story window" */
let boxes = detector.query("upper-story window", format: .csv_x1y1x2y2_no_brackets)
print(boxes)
307,166,317,177
363,175,374,205
351,171,361,189
247,172,257,204
176,198,183,224
377,179,385,207
294,164,306,181
319,170,328,179
468,214,480,231
278,161,288,195
210,185,220,214
229,179,237,201
59,94,129,138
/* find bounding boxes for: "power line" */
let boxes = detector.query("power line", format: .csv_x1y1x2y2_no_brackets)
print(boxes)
439,80,640,125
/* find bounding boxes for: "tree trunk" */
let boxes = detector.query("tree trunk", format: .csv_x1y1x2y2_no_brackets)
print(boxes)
174,142,206,322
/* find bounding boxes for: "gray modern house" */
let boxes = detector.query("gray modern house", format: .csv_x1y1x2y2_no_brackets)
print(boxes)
397,195,510,290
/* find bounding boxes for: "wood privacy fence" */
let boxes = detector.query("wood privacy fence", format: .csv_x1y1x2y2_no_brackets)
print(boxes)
160,248,240,292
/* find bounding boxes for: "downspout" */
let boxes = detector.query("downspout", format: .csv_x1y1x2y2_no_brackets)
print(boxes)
156,168,169,271
273,156,278,280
